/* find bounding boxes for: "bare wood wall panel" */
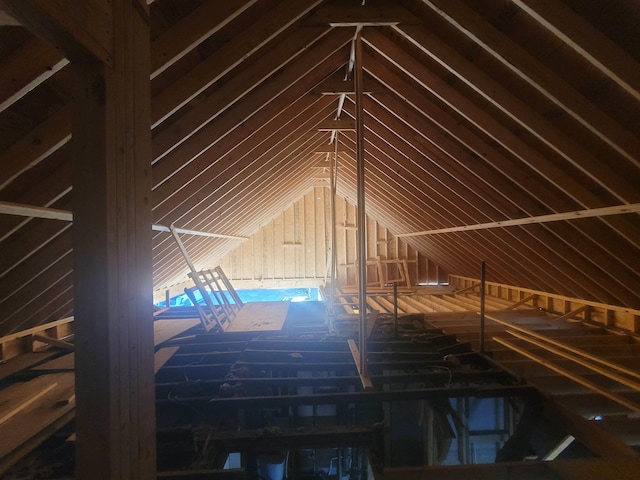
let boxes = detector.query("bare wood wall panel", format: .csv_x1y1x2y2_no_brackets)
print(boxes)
218,188,448,289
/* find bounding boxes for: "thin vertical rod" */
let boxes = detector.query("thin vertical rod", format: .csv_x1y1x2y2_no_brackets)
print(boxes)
355,28,367,376
330,133,339,312
480,261,486,354
393,281,398,338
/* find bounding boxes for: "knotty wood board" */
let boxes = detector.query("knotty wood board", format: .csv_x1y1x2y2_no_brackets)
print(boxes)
224,301,289,332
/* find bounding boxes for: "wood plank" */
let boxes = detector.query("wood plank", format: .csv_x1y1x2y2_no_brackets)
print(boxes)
154,347,179,374
157,469,245,480
348,339,373,390
550,457,640,480
153,319,200,346
0,376,59,425
380,461,560,479
0,372,75,461
31,352,74,371
32,333,74,351
224,302,289,332
396,204,640,237
493,336,640,414
0,351,59,380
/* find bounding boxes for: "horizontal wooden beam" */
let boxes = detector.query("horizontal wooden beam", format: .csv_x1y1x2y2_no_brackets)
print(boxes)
153,225,247,240
450,275,640,333
157,469,245,480
397,203,640,237
0,202,248,240
160,384,536,408
180,424,383,450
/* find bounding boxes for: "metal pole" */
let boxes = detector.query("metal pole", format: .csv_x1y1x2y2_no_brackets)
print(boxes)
393,281,398,338
480,261,486,354
355,27,367,376
329,133,338,312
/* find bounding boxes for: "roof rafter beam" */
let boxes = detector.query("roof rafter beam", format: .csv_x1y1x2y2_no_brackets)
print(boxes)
363,29,640,248
0,38,68,114
151,0,324,127
151,30,353,192
393,23,639,204
0,1,296,189
364,49,640,282
0,0,114,63
153,26,333,160
335,131,621,302
512,0,640,103
151,0,259,78
150,99,338,281
421,0,640,168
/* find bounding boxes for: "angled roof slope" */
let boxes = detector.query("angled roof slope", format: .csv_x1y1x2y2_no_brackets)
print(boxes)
0,0,639,334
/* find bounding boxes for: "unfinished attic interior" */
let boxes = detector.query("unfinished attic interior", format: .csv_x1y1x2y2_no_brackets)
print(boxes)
1,0,640,478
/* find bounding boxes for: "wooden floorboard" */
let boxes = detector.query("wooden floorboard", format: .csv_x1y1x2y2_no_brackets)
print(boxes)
224,301,289,332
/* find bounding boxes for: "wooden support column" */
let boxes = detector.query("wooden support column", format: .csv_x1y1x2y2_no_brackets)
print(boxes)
0,1,156,478
70,3,155,480
355,28,368,379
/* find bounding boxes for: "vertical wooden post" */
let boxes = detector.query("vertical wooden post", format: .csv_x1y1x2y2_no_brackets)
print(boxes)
72,2,155,479
355,28,367,377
